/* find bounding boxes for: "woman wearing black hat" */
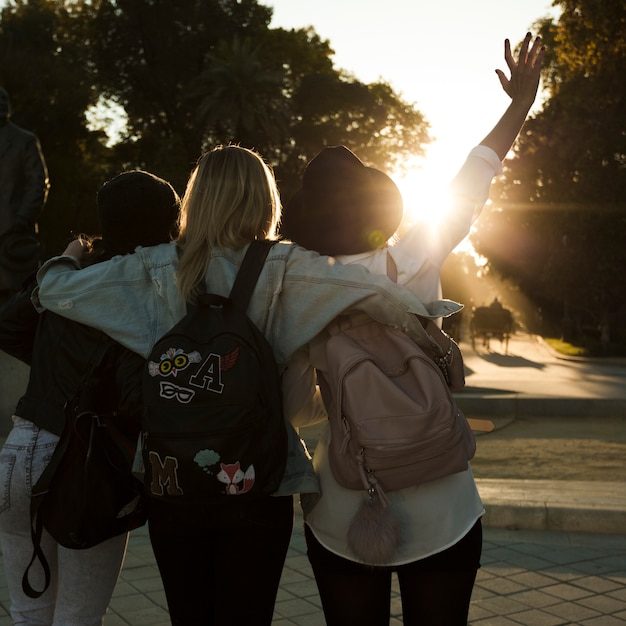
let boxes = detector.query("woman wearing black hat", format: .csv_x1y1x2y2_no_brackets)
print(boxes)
0,171,180,625
281,33,545,626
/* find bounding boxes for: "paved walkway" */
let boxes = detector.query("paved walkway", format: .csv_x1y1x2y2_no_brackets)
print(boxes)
458,331,626,418
71,511,626,625
3,510,623,626
0,332,625,624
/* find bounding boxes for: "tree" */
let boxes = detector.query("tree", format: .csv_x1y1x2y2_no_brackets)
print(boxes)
1,0,431,257
88,0,429,196
192,35,289,152
473,0,626,346
275,73,429,201
0,0,114,258
89,0,267,188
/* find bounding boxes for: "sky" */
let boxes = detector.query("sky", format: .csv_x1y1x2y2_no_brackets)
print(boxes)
267,0,560,216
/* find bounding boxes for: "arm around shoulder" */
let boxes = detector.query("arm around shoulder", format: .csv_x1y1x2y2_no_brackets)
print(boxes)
276,245,453,360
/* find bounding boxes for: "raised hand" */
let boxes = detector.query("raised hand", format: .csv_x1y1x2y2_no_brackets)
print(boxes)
479,32,546,159
496,32,545,106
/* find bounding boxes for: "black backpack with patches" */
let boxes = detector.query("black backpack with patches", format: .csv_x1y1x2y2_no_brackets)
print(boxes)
142,241,287,503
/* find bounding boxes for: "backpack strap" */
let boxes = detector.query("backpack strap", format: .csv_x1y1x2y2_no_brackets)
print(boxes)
21,462,60,598
229,240,276,312
386,249,398,282
386,249,466,386
386,250,437,332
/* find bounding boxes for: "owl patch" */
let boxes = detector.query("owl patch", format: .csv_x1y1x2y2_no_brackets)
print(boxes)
148,347,202,378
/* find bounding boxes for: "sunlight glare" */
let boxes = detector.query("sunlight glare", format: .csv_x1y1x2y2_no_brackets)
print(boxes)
393,140,458,229
394,164,452,229
392,147,488,266
85,96,128,147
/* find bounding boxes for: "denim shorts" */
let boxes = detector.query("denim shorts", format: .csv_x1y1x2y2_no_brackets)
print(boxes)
0,416,128,625
0,416,58,518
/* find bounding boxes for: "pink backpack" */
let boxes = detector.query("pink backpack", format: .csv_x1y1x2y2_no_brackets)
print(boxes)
318,315,475,500
316,255,476,563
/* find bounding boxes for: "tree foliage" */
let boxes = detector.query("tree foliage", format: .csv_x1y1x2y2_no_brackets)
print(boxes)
0,0,430,257
0,0,113,257
473,0,626,345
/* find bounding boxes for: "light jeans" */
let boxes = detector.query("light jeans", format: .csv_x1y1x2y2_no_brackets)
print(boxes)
0,417,128,626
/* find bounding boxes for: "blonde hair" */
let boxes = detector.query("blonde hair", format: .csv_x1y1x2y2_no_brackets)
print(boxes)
176,145,282,301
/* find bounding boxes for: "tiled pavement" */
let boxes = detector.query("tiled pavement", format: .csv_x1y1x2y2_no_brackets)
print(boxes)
1,507,624,625
1,333,625,624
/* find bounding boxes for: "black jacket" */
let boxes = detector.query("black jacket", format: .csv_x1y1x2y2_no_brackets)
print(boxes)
0,280,144,437
0,121,49,290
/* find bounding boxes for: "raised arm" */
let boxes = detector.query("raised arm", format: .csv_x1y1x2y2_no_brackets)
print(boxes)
480,32,546,160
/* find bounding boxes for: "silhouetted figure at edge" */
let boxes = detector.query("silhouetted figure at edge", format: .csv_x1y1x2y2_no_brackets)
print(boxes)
0,87,50,304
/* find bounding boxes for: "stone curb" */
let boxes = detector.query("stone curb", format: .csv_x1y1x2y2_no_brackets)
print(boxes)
476,478,626,534
454,393,626,418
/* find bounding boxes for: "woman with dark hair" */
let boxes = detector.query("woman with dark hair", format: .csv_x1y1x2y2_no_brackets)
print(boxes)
0,171,180,625
281,33,545,626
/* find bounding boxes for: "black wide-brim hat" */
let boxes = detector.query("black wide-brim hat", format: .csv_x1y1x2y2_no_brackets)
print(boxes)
0,230,41,273
281,146,403,256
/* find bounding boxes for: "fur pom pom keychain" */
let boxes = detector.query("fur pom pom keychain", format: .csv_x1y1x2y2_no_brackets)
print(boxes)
346,487,403,565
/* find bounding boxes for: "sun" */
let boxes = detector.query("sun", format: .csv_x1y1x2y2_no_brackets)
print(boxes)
391,147,487,262
392,145,457,235
394,167,451,229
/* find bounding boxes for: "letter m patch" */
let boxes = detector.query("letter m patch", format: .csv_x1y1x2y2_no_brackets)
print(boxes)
148,451,184,497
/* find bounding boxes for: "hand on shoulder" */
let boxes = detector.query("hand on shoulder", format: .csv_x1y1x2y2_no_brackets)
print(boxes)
63,238,89,260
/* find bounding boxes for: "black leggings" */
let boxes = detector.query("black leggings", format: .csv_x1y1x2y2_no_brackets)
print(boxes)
305,519,482,626
148,495,294,625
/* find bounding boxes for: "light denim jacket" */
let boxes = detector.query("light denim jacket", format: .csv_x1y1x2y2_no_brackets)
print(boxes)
35,241,461,496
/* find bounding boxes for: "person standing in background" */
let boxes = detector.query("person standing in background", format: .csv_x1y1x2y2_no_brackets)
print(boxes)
0,87,49,303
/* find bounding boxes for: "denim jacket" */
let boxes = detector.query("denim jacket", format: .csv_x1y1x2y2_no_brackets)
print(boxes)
35,241,461,497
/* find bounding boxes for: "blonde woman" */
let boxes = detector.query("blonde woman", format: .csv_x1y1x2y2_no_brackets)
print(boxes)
36,145,455,625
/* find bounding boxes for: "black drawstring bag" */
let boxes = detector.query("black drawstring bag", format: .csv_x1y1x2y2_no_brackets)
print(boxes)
22,342,147,599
